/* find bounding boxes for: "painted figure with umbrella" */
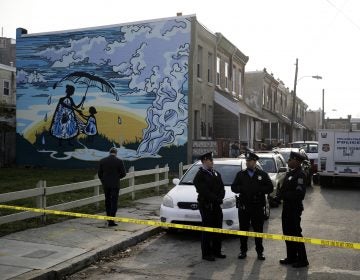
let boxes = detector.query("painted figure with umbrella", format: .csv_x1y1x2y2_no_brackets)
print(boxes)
49,71,118,145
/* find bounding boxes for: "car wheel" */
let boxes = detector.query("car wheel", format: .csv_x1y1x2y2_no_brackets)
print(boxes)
264,196,271,220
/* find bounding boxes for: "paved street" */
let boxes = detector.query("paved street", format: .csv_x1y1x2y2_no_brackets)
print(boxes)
68,184,360,280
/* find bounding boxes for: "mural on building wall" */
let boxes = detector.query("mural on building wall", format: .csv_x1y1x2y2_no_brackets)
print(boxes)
16,17,191,169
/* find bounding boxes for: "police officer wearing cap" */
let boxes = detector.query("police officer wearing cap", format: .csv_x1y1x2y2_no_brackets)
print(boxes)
231,152,273,260
193,152,226,261
279,151,309,268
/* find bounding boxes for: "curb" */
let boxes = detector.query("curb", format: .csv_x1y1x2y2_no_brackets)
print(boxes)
12,226,162,280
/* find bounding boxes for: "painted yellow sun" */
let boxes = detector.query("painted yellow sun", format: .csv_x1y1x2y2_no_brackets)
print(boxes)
25,107,147,144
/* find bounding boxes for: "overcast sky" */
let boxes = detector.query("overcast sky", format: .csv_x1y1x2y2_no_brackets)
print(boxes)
2,0,359,118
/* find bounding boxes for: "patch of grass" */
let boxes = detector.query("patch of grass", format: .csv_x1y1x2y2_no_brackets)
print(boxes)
0,167,98,193
0,167,176,236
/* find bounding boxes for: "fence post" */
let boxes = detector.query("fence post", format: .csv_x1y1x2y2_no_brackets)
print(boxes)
36,180,47,224
155,165,159,195
129,166,135,200
94,174,100,209
179,162,183,178
164,164,169,191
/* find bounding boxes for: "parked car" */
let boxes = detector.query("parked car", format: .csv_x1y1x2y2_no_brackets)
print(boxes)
273,147,312,187
160,158,268,231
256,151,288,207
290,141,319,176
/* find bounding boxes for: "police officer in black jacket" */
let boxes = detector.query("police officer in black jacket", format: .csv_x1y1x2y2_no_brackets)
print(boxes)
279,151,309,268
193,152,226,261
231,152,273,260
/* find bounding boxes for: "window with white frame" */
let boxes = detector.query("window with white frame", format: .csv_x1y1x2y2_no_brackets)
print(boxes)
216,57,220,86
197,45,203,79
224,62,228,90
3,80,10,96
238,69,242,97
208,52,213,83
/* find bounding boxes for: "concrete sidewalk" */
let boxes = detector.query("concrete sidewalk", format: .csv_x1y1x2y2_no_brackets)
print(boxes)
0,196,163,280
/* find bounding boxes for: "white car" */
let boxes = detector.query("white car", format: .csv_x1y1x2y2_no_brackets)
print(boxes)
256,151,287,207
160,158,267,230
290,141,318,175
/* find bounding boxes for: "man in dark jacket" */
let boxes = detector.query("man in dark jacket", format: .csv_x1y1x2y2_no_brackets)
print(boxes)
279,151,309,268
98,147,126,227
193,152,226,261
231,152,273,260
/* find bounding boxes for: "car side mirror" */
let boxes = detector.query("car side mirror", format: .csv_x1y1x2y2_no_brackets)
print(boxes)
173,178,180,185
278,167,287,173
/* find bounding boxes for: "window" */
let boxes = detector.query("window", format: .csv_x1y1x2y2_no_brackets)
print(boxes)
3,81,10,96
262,86,266,106
207,52,213,83
201,104,207,137
268,90,272,108
232,66,236,93
197,45,203,79
224,62,229,90
238,70,242,97
194,110,199,140
216,57,220,86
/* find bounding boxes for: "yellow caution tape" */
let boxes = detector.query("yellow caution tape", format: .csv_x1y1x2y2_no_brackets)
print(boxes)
0,204,359,250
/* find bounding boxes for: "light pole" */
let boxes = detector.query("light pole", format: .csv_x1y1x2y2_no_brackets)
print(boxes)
289,58,322,143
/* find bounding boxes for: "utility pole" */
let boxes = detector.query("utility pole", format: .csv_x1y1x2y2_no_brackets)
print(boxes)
322,89,325,129
289,58,298,143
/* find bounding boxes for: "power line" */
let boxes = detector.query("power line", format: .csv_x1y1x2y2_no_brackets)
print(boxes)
325,0,360,32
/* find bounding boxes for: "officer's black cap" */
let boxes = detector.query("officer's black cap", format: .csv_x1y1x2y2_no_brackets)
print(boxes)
289,151,306,162
199,152,213,161
245,152,259,161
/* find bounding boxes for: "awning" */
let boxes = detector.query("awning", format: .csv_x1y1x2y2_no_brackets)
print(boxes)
277,113,291,125
261,110,279,123
214,91,268,122
294,122,306,129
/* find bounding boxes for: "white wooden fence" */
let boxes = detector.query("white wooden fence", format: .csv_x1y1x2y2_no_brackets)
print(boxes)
0,164,169,225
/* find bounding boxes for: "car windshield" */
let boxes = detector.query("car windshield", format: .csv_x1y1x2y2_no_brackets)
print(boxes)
307,144,318,153
180,164,242,185
258,158,276,173
278,151,291,162
291,142,318,153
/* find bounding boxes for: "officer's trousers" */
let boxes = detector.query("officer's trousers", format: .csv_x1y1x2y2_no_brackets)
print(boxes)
282,206,308,261
199,204,223,257
238,206,264,253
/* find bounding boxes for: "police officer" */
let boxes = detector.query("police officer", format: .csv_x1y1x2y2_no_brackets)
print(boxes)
279,151,309,268
193,152,226,261
231,152,273,260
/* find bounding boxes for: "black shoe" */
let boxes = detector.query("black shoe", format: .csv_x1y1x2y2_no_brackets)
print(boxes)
214,253,226,259
279,258,296,265
292,260,309,268
108,222,118,227
202,255,215,261
257,253,265,260
238,252,247,259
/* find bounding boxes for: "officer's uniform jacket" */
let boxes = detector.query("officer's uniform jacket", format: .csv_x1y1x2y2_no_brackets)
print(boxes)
193,167,225,207
231,168,273,208
279,166,306,211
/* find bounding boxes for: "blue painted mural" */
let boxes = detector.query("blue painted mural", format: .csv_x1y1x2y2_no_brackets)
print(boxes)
16,16,191,169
